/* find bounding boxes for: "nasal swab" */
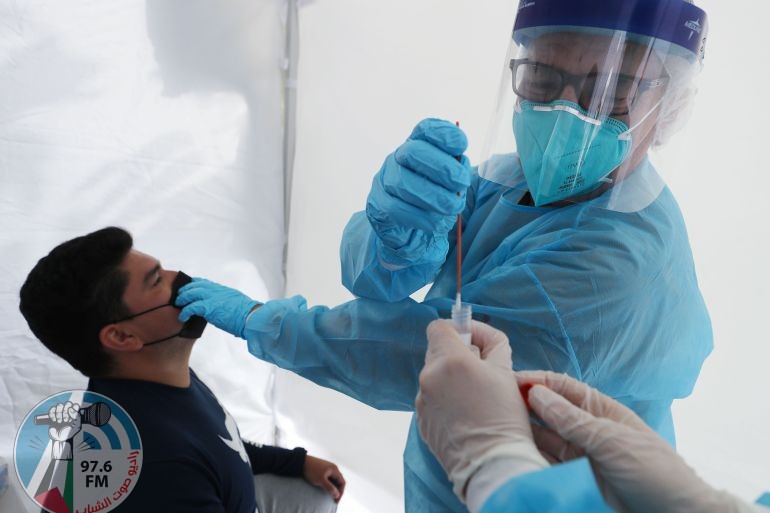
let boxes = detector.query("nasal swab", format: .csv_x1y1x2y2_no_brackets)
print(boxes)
451,121,472,346
449,125,532,405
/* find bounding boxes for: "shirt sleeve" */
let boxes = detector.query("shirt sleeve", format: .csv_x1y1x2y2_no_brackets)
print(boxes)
243,441,307,477
114,459,226,513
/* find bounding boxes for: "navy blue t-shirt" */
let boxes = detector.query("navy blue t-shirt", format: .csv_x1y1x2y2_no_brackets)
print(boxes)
87,370,306,513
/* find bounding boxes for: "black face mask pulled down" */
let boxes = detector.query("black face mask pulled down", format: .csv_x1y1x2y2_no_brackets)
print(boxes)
111,271,207,346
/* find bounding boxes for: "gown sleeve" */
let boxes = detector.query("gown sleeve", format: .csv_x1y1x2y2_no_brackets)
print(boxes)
241,295,439,411
478,460,613,513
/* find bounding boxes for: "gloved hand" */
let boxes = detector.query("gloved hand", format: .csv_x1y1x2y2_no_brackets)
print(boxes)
366,118,471,268
176,278,260,338
518,371,758,513
416,320,548,501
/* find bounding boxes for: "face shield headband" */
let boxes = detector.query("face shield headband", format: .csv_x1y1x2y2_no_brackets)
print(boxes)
110,271,207,346
513,0,708,63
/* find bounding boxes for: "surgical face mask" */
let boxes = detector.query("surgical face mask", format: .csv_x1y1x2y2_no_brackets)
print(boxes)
112,271,207,346
512,100,633,206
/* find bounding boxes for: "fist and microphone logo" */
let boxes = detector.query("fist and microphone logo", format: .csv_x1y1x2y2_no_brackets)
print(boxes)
34,401,112,461
14,391,143,513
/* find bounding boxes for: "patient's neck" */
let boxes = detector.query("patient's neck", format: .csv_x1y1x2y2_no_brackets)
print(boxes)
105,338,194,388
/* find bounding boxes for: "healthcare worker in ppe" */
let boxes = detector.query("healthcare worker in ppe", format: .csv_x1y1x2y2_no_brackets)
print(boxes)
416,319,770,513
339,0,712,510
175,1,713,512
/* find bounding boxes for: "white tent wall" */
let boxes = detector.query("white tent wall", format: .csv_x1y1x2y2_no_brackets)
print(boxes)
1,1,289,511
665,0,770,501
286,0,770,512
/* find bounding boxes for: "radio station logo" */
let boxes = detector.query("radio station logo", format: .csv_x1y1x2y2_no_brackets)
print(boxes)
14,390,143,513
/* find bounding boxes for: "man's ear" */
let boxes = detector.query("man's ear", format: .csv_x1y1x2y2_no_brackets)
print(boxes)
99,323,144,353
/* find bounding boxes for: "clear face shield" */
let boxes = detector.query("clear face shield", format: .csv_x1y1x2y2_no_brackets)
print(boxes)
478,0,707,211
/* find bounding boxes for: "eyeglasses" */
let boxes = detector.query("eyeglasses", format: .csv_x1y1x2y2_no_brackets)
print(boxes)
509,59,668,116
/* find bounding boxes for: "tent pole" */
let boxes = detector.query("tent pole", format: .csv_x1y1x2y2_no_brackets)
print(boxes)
282,0,299,290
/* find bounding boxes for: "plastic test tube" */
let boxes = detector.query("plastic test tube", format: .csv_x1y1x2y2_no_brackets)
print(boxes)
451,294,472,346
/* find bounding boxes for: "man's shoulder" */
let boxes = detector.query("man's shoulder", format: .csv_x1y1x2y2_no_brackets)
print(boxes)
87,376,202,455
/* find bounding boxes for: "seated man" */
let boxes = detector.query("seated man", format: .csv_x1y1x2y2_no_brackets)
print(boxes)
19,226,345,513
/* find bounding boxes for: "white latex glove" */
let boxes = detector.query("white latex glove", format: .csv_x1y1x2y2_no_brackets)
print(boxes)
518,371,762,513
416,320,548,501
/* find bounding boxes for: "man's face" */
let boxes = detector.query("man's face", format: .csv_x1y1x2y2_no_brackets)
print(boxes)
118,250,184,345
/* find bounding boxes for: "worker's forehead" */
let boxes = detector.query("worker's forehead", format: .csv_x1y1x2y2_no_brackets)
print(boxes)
526,32,662,73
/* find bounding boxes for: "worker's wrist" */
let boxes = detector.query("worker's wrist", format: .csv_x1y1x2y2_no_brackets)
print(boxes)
375,238,411,270
244,301,263,322
452,437,549,505
375,234,446,270
465,455,550,513
377,255,407,272
711,490,766,513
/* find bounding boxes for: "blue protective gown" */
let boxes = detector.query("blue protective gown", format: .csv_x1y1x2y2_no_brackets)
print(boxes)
241,155,712,512
477,462,770,513
480,459,613,513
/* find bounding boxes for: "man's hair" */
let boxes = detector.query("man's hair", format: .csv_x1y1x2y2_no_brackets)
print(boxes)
19,227,134,377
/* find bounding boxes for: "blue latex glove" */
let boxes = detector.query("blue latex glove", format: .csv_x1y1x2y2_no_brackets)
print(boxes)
366,118,471,268
175,278,260,338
